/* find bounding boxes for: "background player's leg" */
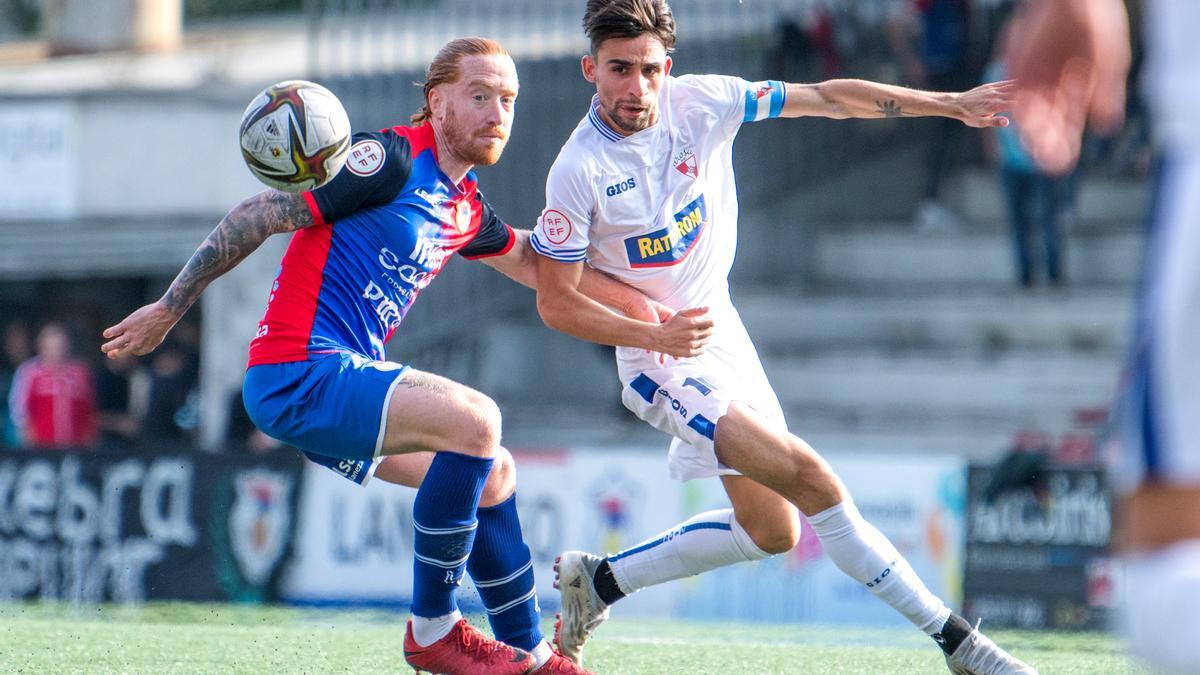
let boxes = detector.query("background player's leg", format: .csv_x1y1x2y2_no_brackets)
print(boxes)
378,370,500,647
379,450,549,661
554,498,778,666
598,476,796,602
711,403,1036,674
714,403,956,638
723,476,802,553
468,493,546,660
555,473,799,665
376,448,516,507
379,370,506,456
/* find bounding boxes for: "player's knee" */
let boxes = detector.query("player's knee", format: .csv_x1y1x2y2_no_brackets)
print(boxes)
454,391,502,456
738,510,802,554
756,518,802,554
480,447,517,507
777,444,843,507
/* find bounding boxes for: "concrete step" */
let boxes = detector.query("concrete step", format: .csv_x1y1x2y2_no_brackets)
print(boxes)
780,424,1065,462
810,226,1142,288
762,352,1121,430
734,288,1133,356
947,167,1151,228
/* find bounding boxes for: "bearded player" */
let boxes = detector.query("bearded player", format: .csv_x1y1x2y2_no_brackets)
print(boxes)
532,2,1036,673
102,36,705,675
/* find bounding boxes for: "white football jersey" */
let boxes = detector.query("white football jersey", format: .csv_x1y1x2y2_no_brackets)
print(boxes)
532,74,787,311
1144,0,1200,149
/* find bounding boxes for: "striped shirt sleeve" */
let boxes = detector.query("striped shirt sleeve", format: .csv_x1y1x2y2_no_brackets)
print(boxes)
742,80,788,123
532,154,594,263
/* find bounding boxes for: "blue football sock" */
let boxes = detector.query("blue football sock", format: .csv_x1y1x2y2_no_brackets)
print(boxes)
468,494,543,651
411,451,493,619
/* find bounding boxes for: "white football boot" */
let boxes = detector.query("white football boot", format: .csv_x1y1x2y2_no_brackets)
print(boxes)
945,622,1039,675
552,551,611,666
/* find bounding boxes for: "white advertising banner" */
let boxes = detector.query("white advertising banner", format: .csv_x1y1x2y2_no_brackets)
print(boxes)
280,448,684,614
282,447,965,626
0,103,78,220
674,452,967,626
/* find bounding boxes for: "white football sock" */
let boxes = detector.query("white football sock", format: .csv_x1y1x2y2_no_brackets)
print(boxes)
807,500,951,635
1124,539,1200,674
411,609,462,647
529,640,553,667
607,508,772,595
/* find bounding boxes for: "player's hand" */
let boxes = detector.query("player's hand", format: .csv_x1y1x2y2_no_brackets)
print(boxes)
1005,0,1130,174
101,301,180,359
621,296,674,325
952,80,1014,129
650,306,713,358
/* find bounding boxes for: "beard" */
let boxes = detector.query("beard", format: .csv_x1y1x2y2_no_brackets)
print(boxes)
602,99,655,134
442,106,508,167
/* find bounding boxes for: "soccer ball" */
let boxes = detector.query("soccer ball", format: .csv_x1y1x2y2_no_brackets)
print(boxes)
239,80,352,192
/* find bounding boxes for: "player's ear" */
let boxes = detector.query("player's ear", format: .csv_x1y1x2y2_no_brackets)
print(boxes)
581,54,597,83
664,56,672,77
428,86,446,122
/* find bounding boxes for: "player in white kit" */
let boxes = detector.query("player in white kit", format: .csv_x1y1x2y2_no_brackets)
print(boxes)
1010,1,1200,672
531,1,1036,673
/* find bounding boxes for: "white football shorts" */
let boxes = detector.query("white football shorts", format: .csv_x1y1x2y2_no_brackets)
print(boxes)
1110,152,1200,494
616,306,787,481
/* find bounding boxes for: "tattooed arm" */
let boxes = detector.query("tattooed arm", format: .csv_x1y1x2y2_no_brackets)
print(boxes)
779,79,1013,128
101,190,313,358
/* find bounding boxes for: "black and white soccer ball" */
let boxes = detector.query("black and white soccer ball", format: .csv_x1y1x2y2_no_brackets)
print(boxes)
239,80,351,192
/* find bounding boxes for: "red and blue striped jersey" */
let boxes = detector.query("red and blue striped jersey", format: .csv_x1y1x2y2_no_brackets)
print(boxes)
246,123,515,366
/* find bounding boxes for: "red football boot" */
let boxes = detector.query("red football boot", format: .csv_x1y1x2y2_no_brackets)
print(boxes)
530,649,597,674
403,618,536,674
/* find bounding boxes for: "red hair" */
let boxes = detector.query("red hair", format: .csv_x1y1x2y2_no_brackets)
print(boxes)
411,37,510,126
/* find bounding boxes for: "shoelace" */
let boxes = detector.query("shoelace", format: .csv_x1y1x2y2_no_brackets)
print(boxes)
455,622,508,660
544,654,589,675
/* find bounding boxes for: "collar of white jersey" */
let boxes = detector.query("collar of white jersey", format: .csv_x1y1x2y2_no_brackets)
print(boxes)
587,90,669,143
587,95,626,142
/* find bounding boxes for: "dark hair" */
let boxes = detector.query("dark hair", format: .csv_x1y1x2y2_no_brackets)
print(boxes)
582,0,676,55
411,37,509,126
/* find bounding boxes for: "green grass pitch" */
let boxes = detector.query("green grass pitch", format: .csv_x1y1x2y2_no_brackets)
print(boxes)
0,603,1149,674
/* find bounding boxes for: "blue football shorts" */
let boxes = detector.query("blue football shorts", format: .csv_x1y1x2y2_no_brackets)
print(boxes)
243,351,408,486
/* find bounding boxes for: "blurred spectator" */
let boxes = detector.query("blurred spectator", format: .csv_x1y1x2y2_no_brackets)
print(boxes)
888,0,975,232
141,339,198,441
8,322,97,450
95,351,149,449
0,0,38,38
771,6,844,83
169,320,202,386
984,4,1066,289
0,320,33,448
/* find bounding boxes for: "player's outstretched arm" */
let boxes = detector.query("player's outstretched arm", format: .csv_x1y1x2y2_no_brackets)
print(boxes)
780,79,1013,128
535,255,712,358
101,190,313,359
